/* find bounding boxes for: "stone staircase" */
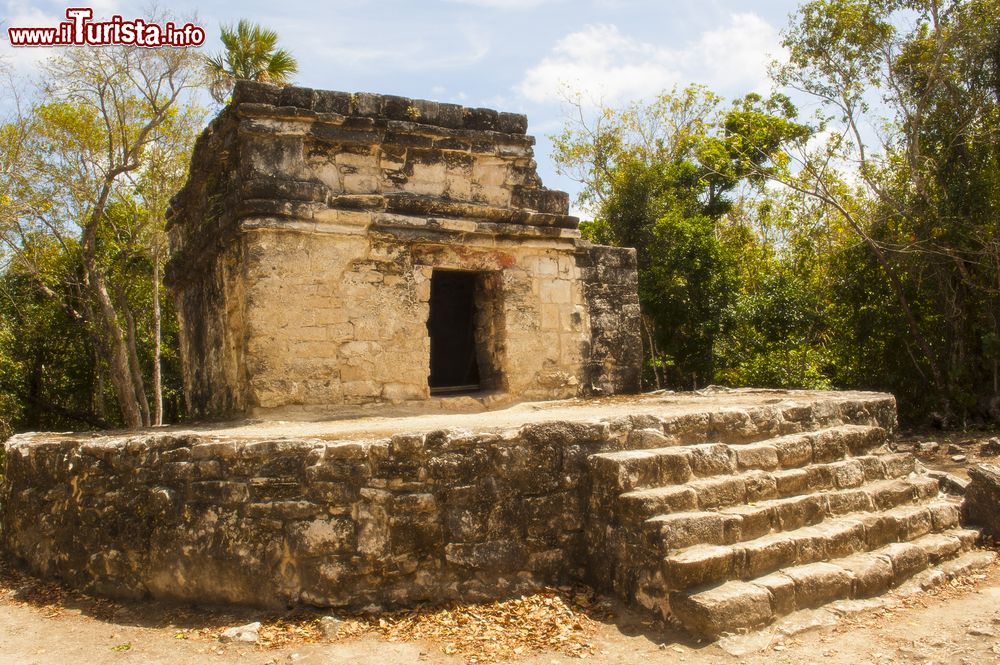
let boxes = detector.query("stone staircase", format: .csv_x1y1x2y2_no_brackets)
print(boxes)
587,420,985,639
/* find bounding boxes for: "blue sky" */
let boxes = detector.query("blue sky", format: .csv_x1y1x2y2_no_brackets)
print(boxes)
2,0,804,214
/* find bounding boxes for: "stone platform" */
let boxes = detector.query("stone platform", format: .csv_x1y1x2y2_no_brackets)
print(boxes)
1,389,989,638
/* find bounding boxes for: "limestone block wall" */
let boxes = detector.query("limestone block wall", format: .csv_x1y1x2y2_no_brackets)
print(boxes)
238,233,608,411
166,82,642,419
0,394,897,610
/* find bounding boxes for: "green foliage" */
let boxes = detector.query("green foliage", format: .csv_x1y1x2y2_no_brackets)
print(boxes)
556,88,812,390
205,19,299,103
0,235,101,430
1,40,203,432
566,0,1000,425
774,0,1000,422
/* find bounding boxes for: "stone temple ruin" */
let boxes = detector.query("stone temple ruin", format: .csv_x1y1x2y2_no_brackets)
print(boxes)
164,81,642,419
1,83,995,642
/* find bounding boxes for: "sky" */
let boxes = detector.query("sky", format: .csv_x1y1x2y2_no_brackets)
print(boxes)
1,0,805,216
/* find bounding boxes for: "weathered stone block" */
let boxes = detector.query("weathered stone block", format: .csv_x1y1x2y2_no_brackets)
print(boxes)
444,540,525,571
249,477,303,501
785,562,852,609
913,533,961,563
670,581,774,637
772,494,825,531
739,535,796,578
734,443,779,471
314,90,351,115
773,468,809,495
892,505,933,540
618,486,697,522
858,512,900,548
868,479,915,510
693,476,746,509
721,504,773,541
831,459,865,488
881,453,916,478
838,552,893,597
826,488,873,515
188,481,249,505
878,541,929,584
754,572,796,615
927,501,960,531
288,517,355,555
962,463,1000,538
651,512,725,550
774,434,813,467
743,471,778,503
664,545,735,589
686,444,735,477
811,430,848,463
246,500,322,520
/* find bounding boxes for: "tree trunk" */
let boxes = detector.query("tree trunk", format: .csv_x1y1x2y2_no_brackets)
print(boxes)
117,288,151,427
92,345,106,420
152,244,163,426
80,183,143,430
88,266,142,428
641,313,663,390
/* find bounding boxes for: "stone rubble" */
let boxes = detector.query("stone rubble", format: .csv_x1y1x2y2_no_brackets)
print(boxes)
963,463,1000,539
981,438,1000,456
219,621,261,643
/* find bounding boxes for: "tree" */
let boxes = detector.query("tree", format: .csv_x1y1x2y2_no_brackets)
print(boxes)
714,193,837,390
0,234,105,433
205,20,299,103
1,40,204,429
729,0,1000,423
554,87,809,389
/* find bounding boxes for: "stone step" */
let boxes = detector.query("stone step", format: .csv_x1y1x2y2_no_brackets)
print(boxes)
668,527,984,638
661,499,962,589
646,487,953,552
591,425,888,493
626,457,926,528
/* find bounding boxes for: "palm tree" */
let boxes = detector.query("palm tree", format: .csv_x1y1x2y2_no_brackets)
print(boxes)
205,20,299,103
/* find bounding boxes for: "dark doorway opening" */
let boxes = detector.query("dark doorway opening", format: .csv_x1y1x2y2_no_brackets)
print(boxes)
427,270,483,395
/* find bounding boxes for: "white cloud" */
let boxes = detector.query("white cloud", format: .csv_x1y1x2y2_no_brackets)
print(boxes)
695,13,785,93
0,4,61,74
518,24,682,104
517,13,784,104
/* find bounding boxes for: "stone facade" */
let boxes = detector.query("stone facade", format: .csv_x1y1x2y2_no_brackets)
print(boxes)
165,82,641,419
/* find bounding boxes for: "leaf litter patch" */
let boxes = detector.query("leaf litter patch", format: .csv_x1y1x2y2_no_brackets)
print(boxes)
1,558,610,663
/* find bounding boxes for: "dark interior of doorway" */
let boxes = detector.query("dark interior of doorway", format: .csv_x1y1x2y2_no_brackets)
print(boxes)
427,270,482,395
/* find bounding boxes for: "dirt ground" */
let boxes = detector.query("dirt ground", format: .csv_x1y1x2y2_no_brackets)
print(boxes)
2,552,1000,665
2,427,998,665
899,428,1000,482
